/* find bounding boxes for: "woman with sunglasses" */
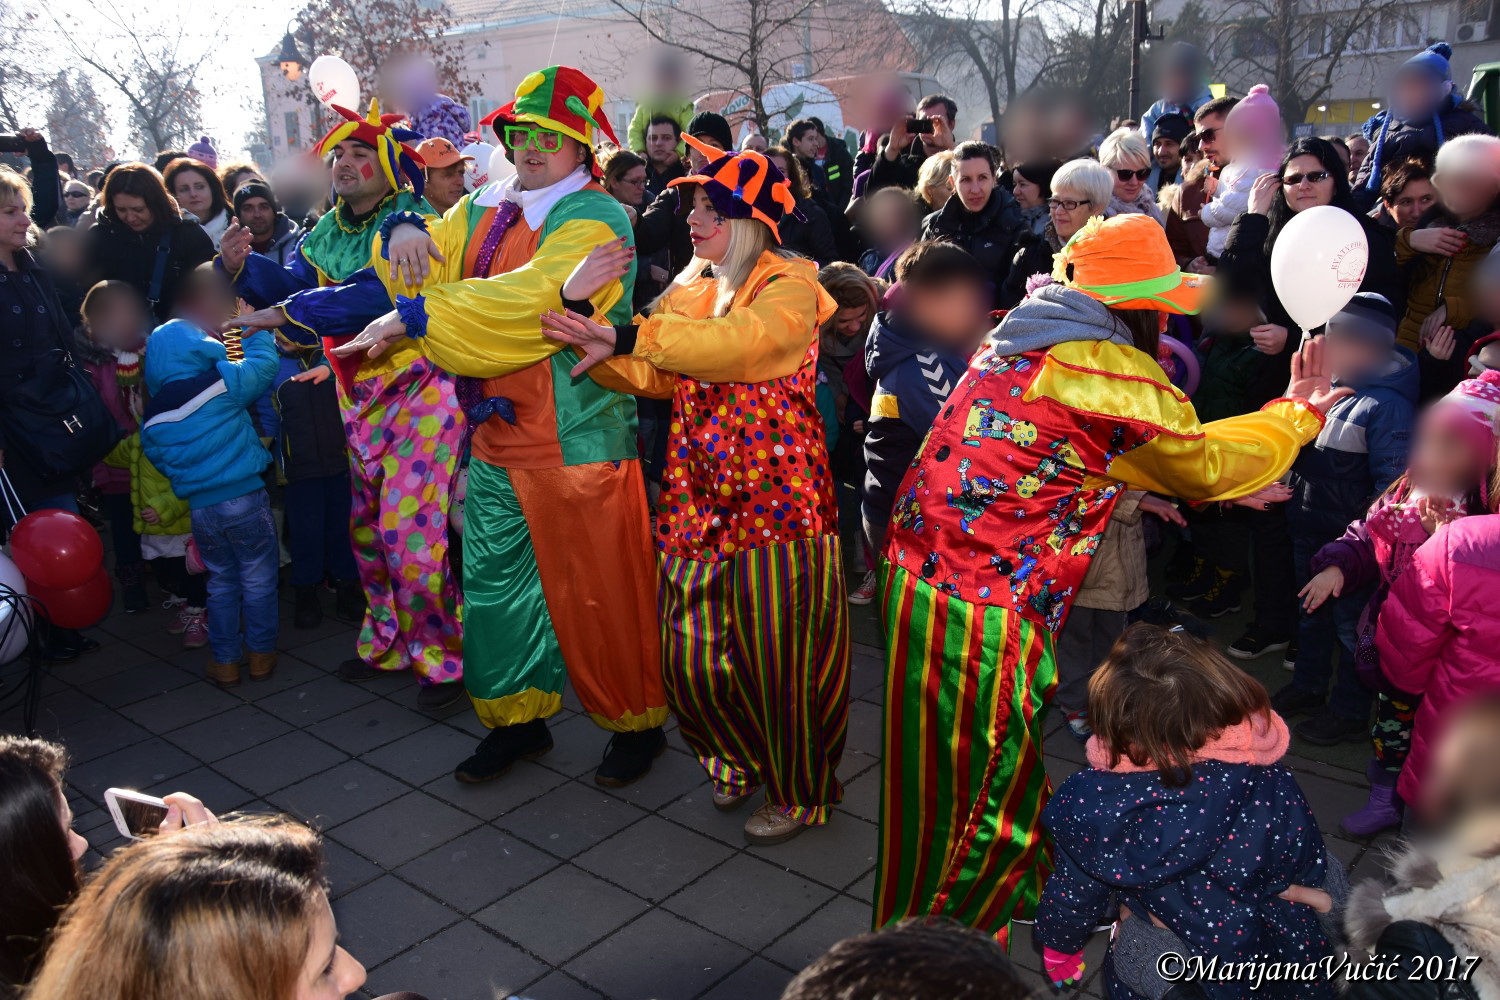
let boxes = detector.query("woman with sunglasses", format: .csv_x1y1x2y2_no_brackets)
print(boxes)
1098,128,1164,223
919,140,1023,309
1001,158,1112,307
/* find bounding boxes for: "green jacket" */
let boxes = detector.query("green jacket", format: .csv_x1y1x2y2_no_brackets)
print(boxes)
628,98,695,156
103,433,192,536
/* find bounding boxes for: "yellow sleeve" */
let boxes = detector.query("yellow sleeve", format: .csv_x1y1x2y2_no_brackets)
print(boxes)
632,271,824,383
1028,341,1323,503
587,354,678,398
403,216,624,379
1394,227,1417,265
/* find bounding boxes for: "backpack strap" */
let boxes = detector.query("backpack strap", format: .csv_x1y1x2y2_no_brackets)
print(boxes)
146,232,172,310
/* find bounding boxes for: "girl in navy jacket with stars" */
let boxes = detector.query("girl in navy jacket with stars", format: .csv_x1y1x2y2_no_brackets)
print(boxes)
1036,624,1344,999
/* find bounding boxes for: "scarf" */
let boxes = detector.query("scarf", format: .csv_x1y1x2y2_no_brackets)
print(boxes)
1085,710,1290,772
1107,190,1165,223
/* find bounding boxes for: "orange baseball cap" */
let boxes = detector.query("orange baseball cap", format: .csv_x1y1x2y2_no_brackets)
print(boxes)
414,137,474,169
1054,214,1206,315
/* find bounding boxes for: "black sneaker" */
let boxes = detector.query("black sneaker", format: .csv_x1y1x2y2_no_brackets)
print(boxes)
1227,625,1291,660
454,719,553,783
337,657,385,682
1270,683,1325,718
122,581,149,614
1295,712,1369,747
293,585,322,630
1189,571,1242,619
594,727,667,787
334,579,366,624
1282,641,1299,672
1167,556,1214,601
417,681,466,712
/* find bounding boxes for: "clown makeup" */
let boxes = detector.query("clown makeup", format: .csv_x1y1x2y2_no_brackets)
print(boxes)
329,141,390,212
686,187,732,263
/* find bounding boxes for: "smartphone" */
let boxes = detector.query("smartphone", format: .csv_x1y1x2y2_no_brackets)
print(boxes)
104,787,169,840
0,135,27,153
904,117,935,135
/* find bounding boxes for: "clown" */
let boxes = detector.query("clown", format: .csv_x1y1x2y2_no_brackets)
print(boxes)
220,101,466,711
332,67,669,788
870,214,1351,953
528,135,851,845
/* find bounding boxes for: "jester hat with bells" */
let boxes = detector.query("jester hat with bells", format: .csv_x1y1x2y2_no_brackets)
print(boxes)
478,65,620,178
317,99,427,199
668,133,801,242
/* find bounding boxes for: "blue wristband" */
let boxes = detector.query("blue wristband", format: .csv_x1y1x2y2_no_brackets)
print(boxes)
378,211,429,260
394,294,428,339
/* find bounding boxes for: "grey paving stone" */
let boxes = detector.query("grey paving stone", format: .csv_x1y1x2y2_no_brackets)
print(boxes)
563,907,750,1000
762,893,871,972
82,660,199,709
268,758,411,828
394,827,558,914
256,673,380,726
313,698,434,755
65,736,203,800
661,853,836,952
327,789,480,867
284,631,358,671
497,780,650,859
163,703,294,762
844,699,883,758
45,709,152,765
214,730,350,795
421,762,570,822
0,688,109,734
698,956,796,1000
839,769,881,824
56,640,160,682
746,813,879,892
363,724,488,786
520,971,604,1000
1297,770,1374,839
534,712,616,779
845,868,875,904
323,836,385,899
573,814,735,902
657,787,761,846
331,874,458,968
363,919,547,1000
474,865,649,966
229,654,327,699
158,765,259,813
117,681,245,734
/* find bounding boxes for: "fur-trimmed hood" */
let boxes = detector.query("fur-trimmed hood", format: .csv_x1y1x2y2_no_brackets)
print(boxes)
1345,813,1500,998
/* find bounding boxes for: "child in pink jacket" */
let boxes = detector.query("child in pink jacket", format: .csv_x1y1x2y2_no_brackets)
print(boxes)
1375,448,1500,823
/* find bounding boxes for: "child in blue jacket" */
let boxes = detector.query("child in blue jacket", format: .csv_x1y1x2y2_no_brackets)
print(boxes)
141,267,279,687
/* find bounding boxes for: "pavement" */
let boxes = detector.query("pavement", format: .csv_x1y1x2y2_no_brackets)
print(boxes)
0,573,1397,1000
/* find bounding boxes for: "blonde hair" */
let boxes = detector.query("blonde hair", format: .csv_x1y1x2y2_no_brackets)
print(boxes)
661,216,792,317
25,817,326,1000
0,165,32,215
817,262,880,339
917,150,955,205
1098,127,1151,170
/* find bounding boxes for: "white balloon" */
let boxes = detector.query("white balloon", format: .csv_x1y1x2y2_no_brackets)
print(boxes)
308,55,361,112
0,551,35,665
1269,204,1369,333
461,142,496,192
487,144,516,185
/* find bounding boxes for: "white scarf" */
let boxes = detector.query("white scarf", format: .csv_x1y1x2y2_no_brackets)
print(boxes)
473,166,591,228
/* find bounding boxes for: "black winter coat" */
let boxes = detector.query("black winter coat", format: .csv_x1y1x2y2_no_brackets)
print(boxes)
1352,96,1492,211
273,353,348,483
1001,225,1062,309
85,215,215,321
778,198,839,265
921,187,1024,309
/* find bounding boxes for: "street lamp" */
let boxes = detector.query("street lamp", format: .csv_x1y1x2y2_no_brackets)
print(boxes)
277,23,310,81
1127,0,1167,120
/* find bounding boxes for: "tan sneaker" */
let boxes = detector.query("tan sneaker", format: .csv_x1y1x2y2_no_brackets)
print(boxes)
207,660,242,687
712,786,759,811
743,802,807,845
248,651,277,681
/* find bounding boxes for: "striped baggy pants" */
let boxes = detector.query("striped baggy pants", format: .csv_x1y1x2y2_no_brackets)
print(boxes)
875,563,1056,938
660,535,851,825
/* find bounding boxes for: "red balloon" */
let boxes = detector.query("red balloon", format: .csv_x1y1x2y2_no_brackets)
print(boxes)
29,569,114,629
8,510,104,590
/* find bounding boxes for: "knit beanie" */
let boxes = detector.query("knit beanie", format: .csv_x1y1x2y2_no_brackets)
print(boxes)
1151,113,1193,146
1224,85,1282,146
1327,292,1397,348
1434,133,1500,191
1398,42,1453,83
187,135,218,169
231,179,279,218
1428,369,1500,470
686,111,733,153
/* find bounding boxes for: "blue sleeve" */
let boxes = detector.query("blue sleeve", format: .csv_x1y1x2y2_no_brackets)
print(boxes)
227,243,319,309
280,267,394,343
1365,398,1415,497
1035,833,1112,955
219,331,280,406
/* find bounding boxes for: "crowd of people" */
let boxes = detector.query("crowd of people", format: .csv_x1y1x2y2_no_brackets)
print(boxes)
3,33,1500,999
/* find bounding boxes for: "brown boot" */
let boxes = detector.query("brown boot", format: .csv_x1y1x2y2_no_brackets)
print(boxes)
207,660,242,687
248,651,277,681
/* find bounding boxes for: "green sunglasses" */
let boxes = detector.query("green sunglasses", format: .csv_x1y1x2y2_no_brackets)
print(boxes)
503,125,564,154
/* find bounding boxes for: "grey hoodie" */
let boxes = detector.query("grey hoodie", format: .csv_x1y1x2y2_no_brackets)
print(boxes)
986,282,1136,357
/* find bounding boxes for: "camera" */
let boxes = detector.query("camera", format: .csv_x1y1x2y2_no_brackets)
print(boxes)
904,117,935,136
0,135,29,154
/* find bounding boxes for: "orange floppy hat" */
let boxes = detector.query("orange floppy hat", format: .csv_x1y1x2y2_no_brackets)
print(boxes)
1052,214,1207,315
667,133,800,242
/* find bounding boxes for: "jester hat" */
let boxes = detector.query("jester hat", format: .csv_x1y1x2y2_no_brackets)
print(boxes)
1053,214,1205,315
317,99,428,199
479,65,620,176
668,133,800,242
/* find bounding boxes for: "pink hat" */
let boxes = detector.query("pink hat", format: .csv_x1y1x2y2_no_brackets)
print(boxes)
1224,85,1284,164
1428,369,1500,480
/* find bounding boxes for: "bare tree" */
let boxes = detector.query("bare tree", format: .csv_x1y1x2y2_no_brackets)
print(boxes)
48,0,222,156
604,0,908,131
46,71,114,168
0,0,49,133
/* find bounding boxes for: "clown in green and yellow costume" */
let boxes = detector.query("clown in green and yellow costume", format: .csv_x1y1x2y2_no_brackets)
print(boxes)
353,66,670,785
221,101,466,696
874,215,1332,942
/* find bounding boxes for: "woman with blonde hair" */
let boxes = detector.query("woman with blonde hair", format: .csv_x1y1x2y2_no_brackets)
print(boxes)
24,817,422,1000
1098,127,1164,222
916,149,955,214
538,137,850,846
